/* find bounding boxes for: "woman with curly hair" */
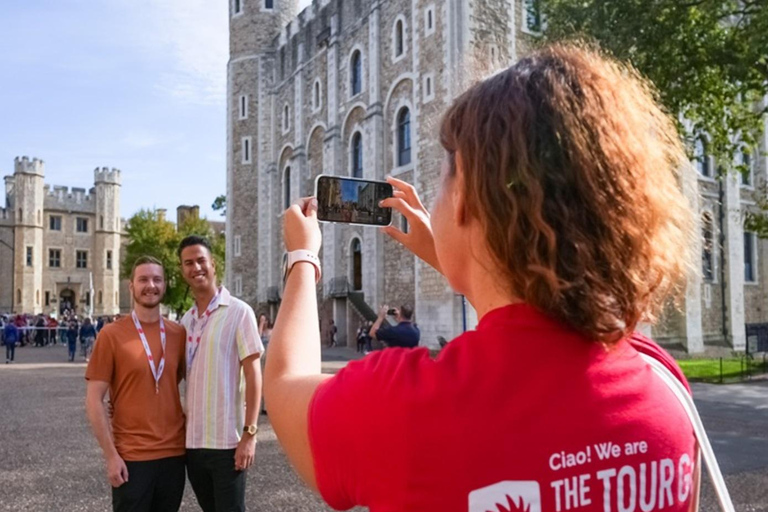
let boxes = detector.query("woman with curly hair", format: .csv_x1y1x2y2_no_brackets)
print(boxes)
265,43,699,511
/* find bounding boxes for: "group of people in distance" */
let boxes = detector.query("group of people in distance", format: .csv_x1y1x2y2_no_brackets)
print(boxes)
87,43,702,512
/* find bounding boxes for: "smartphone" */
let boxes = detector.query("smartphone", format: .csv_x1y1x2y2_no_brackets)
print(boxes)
315,174,393,226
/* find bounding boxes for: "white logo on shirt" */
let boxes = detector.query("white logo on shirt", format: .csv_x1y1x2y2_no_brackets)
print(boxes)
469,481,541,512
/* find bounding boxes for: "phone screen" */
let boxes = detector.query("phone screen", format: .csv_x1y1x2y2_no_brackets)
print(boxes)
315,175,393,226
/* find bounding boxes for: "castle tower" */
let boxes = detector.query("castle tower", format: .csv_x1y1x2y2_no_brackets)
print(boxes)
227,0,298,302
13,157,45,314
93,167,121,316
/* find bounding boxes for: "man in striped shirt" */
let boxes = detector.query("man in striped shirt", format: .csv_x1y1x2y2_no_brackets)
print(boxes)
178,235,264,512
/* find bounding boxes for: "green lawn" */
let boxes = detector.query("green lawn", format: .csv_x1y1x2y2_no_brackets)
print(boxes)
676,357,767,382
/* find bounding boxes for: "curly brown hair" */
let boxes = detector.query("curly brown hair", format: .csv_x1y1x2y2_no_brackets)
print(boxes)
440,43,696,343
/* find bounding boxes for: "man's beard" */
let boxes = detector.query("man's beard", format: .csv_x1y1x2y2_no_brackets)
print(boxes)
134,291,163,308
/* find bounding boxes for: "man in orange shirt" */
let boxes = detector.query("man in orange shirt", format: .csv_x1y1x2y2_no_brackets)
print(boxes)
85,256,187,512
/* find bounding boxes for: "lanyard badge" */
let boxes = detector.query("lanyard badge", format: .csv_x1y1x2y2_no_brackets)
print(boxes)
131,311,166,395
186,289,222,374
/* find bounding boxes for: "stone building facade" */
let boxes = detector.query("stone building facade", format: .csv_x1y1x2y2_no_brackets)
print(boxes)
0,157,126,317
226,0,768,352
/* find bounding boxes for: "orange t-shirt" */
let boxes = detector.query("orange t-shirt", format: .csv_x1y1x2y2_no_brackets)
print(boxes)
85,315,186,462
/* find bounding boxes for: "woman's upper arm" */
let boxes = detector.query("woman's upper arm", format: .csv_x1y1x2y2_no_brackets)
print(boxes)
268,374,332,492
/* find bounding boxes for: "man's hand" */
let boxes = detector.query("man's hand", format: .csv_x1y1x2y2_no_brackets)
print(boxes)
234,435,257,471
106,453,129,488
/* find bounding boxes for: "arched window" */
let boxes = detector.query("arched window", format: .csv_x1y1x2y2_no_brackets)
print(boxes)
36,290,40,305
37,210,41,224
351,238,362,291
394,20,404,58
702,212,714,281
100,215,104,229
17,208,21,222
397,107,411,166
695,137,710,177
115,291,119,305
98,290,103,305
16,289,21,304
283,104,290,132
351,132,363,178
284,167,292,209
350,50,362,96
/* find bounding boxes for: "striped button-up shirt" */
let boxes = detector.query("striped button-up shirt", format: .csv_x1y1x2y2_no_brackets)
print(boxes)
181,286,263,449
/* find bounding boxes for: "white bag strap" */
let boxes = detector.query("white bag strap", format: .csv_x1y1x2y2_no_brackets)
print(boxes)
640,353,735,512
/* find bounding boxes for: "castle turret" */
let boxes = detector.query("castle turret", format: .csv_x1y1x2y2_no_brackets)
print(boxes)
93,167,121,316
13,156,45,314
228,0,299,299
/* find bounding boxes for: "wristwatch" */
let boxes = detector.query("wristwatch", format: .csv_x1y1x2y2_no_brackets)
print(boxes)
282,250,322,284
243,424,258,436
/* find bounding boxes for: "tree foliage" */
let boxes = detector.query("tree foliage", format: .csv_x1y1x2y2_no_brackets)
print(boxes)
122,209,226,316
541,0,767,173
212,194,226,216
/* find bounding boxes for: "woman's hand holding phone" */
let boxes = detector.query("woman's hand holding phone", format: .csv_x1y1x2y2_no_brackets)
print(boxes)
284,197,322,254
380,176,442,275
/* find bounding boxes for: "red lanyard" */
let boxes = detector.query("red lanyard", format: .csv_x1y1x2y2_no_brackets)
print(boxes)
131,311,166,395
186,289,221,373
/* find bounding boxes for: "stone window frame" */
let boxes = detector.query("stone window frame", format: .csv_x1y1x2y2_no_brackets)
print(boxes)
521,0,544,35
25,246,33,267
233,0,243,17
239,94,249,120
392,15,408,63
701,210,717,283
106,250,113,270
76,217,89,233
235,274,243,296
348,46,365,100
349,130,364,178
48,248,62,268
424,4,436,37
744,230,759,284
349,236,363,291
282,103,291,134
739,146,755,189
390,99,415,175
262,0,275,12
45,290,51,307
694,135,715,182
234,235,242,257
312,79,323,113
49,214,62,231
423,72,435,103
242,136,252,164
396,107,412,167
98,290,103,305
76,249,89,269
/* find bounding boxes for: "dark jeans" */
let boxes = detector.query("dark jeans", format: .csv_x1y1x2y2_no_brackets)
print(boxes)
112,455,185,512
67,341,77,361
5,344,14,362
187,449,245,512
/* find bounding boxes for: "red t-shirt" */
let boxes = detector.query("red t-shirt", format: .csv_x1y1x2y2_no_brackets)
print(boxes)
309,304,696,512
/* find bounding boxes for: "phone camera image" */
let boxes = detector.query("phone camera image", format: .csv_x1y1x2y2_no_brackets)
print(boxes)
316,176,393,226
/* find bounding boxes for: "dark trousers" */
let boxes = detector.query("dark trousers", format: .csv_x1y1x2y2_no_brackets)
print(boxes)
5,344,14,362
187,449,245,512
67,341,77,361
112,455,185,512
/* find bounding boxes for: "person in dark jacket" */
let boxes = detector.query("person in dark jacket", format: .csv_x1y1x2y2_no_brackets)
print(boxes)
79,318,97,362
4,320,19,363
67,320,79,362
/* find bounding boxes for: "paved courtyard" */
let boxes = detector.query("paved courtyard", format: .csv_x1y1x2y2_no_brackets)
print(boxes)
0,345,765,511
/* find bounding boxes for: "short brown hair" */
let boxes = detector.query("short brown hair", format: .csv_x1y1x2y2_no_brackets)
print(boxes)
440,43,695,343
130,255,165,281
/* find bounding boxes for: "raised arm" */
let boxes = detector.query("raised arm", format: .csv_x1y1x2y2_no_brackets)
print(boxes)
264,198,331,491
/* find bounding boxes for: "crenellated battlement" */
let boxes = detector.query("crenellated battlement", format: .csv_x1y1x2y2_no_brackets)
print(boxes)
14,156,45,177
94,167,121,185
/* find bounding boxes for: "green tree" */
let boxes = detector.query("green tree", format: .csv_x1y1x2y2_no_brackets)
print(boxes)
540,1,767,178
212,194,226,216
122,209,226,316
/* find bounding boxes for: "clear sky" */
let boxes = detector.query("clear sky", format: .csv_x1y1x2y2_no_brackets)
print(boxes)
1,0,257,222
